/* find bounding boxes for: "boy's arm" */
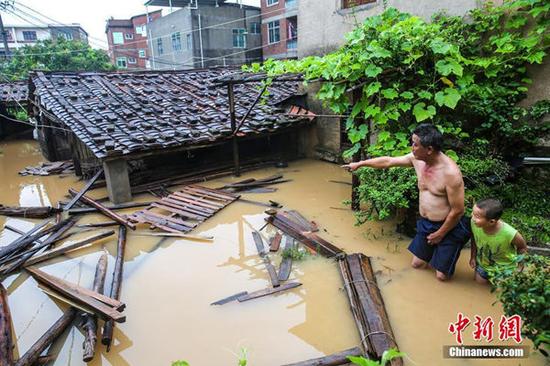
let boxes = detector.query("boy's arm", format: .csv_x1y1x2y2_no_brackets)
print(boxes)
512,232,528,254
342,153,414,171
469,236,477,268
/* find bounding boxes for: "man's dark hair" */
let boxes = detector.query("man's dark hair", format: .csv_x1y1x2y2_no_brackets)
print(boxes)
476,198,504,220
413,123,443,151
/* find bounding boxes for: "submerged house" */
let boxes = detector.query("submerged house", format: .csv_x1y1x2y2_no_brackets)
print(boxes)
28,68,315,203
0,81,31,138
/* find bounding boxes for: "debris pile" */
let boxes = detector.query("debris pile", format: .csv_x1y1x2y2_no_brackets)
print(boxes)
19,161,75,176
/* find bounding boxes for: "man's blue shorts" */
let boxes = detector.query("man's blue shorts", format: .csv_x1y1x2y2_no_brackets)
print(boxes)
408,216,471,277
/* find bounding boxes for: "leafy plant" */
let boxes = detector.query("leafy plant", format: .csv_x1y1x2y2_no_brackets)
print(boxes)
348,348,406,365
171,361,190,366
238,347,248,366
489,254,550,355
282,245,309,261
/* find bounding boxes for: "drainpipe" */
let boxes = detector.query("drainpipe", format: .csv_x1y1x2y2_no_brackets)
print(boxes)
198,12,204,68
146,5,155,70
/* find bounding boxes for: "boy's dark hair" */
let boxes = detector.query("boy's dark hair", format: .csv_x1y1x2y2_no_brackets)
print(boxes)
413,123,443,151
476,198,504,220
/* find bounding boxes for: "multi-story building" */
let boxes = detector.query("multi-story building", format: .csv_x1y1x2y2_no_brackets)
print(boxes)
144,0,262,69
105,10,162,70
0,24,88,56
261,0,298,60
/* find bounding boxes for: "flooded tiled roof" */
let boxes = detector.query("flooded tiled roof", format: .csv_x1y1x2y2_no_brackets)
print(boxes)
0,81,28,105
31,68,312,159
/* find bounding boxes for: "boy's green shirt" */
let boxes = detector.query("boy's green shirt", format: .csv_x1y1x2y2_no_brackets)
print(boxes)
471,219,518,269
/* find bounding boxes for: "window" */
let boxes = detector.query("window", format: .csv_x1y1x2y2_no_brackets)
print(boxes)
250,22,260,34
116,57,127,68
135,25,147,36
266,0,278,5
22,31,37,41
157,38,163,55
139,49,146,58
171,32,182,52
186,34,192,50
268,20,280,44
342,0,376,9
112,32,124,44
0,30,13,42
232,29,246,48
58,32,73,41
125,33,134,40
285,0,296,7
128,57,137,64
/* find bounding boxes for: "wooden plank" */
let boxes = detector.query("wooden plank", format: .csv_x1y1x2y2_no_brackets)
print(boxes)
24,230,115,267
252,231,267,256
160,197,212,217
270,232,282,252
26,267,125,322
138,210,197,229
174,191,226,208
68,189,136,230
64,169,103,211
181,186,234,202
278,236,294,282
128,214,186,234
264,257,280,288
237,282,302,302
102,226,126,351
281,346,364,366
172,191,223,210
0,284,14,366
14,308,77,366
210,291,248,305
152,202,205,221
188,184,240,200
165,194,217,214
68,201,153,215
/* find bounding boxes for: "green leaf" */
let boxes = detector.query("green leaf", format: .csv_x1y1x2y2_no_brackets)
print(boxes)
172,361,190,366
456,74,474,88
430,39,452,55
400,91,414,99
349,124,369,143
381,348,406,365
365,64,383,78
435,58,463,77
418,90,432,100
365,81,382,96
526,51,546,64
364,104,381,118
413,102,436,122
445,149,459,162
434,88,461,109
378,131,391,141
398,102,411,112
347,355,380,366
381,88,398,99
343,143,361,159
505,15,527,29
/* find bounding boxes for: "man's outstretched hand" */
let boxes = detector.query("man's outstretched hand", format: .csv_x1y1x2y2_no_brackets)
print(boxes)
341,162,362,171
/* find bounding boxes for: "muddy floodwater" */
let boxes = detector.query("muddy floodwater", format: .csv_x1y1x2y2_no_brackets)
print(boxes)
0,140,546,366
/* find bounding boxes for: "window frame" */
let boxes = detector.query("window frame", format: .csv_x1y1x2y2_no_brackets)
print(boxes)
138,49,146,58
157,38,164,55
116,57,128,68
186,34,192,50
266,0,278,6
128,57,137,64
171,32,182,52
268,20,280,44
112,32,124,44
250,22,261,34
342,0,377,9
232,28,246,48
125,33,134,40
22,31,37,41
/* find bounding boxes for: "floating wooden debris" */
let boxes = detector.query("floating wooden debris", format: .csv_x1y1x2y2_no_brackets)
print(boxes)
338,254,401,365
128,185,239,234
26,267,125,322
64,169,103,211
0,205,62,219
266,211,344,258
270,232,282,252
278,236,294,282
69,189,136,230
81,252,107,362
211,291,249,306
14,307,77,366
102,226,126,351
18,161,74,176
219,174,291,193
282,346,364,366
68,201,154,215
252,231,279,287
237,282,302,302
0,284,14,366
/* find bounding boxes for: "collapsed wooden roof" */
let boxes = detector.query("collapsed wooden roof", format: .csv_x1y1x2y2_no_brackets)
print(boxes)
30,68,314,160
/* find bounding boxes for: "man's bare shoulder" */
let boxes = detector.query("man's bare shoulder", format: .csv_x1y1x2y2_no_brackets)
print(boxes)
442,154,463,185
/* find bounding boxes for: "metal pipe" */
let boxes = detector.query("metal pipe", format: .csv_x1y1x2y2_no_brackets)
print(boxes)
198,12,204,68
227,83,240,177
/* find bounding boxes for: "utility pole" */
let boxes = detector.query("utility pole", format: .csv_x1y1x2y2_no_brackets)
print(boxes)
0,0,14,59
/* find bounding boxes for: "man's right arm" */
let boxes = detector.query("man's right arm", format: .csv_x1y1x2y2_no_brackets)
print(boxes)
342,153,414,171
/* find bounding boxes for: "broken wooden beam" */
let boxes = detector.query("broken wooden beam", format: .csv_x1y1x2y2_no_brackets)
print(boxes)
26,267,125,322
102,226,126,351
0,284,14,366
68,189,136,230
237,282,302,302
64,169,104,211
210,291,248,306
270,232,282,252
81,252,108,362
251,231,279,287
76,221,119,228
338,254,401,365
0,220,51,261
278,236,294,282
281,346,364,366
0,205,62,219
67,201,154,215
14,307,77,366
24,230,115,267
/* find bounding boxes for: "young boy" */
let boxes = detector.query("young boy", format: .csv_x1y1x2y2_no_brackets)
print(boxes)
470,198,527,284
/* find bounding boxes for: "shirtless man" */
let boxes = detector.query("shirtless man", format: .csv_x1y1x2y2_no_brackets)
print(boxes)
342,123,471,281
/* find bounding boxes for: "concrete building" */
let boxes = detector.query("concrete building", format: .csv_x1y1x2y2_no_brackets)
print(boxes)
261,0,298,60
105,10,162,70
0,24,88,56
144,0,262,69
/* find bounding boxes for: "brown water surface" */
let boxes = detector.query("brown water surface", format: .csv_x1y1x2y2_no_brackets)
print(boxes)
0,140,545,366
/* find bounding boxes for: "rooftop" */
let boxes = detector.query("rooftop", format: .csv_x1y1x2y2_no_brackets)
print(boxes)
30,68,312,160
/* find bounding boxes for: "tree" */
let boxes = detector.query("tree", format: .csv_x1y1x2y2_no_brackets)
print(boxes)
0,38,115,81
